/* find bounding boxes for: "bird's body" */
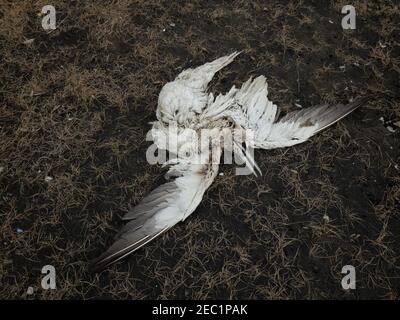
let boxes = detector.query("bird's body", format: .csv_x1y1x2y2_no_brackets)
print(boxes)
93,52,366,270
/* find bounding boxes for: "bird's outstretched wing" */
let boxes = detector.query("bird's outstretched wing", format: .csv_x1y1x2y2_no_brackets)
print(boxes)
92,147,221,271
157,52,240,125
257,97,366,149
218,75,366,149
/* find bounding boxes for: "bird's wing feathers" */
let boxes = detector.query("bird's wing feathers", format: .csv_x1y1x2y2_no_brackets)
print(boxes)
202,76,275,123
232,76,279,129
220,75,365,149
92,149,221,271
256,97,366,149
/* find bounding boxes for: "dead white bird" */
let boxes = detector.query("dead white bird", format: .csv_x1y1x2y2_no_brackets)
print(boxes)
93,52,366,270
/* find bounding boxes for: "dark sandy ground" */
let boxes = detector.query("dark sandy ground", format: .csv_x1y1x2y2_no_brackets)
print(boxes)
0,0,399,299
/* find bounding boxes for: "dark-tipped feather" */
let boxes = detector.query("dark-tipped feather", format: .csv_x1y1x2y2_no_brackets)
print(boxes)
91,226,170,272
281,96,368,134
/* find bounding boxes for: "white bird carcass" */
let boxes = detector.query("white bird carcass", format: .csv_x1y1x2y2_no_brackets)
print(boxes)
93,52,366,270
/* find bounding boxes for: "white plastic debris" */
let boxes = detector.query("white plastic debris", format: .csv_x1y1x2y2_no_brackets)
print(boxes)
45,176,53,182
294,103,303,108
219,172,224,176
386,126,396,133
378,41,388,48
379,117,385,123
339,65,346,71
23,38,35,45
16,228,24,233
169,23,176,27
323,214,330,223
27,287,34,295
329,20,333,24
